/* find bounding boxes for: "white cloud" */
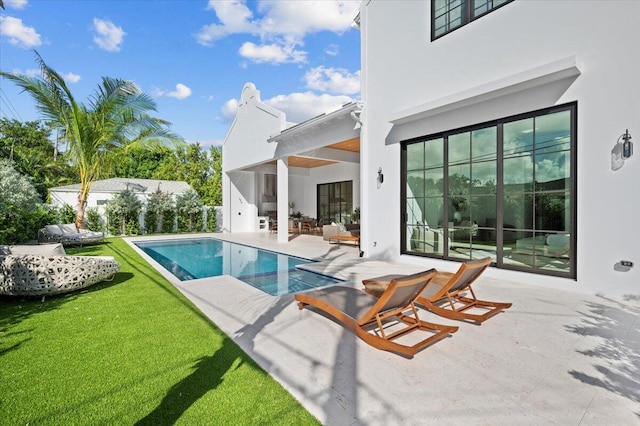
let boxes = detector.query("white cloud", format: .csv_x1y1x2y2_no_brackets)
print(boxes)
62,72,81,83
303,66,360,95
265,92,355,123
21,68,39,77
324,44,339,56
197,0,257,45
239,41,306,64
220,91,356,124
255,1,360,37
535,155,570,183
167,83,192,99
151,83,192,100
92,18,126,52
220,98,239,121
0,16,42,48
150,87,164,98
4,0,28,9
196,0,360,64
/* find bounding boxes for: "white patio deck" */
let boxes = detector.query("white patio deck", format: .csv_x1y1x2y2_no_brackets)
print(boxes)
127,233,640,425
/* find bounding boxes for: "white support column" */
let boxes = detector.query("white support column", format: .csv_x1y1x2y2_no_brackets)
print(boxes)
277,157,289,243
222,171,231,232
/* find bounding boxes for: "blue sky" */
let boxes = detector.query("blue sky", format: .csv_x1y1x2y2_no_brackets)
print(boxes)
0,0,361,147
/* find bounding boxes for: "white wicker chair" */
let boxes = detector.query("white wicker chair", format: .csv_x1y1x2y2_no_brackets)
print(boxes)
0,244,120,297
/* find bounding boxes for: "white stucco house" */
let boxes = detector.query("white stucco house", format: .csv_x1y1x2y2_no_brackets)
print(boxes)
49,178,192,215
222,1,639,300
222,83,361,242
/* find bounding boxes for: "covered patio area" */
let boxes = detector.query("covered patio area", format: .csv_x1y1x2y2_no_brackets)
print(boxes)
223,83,362,244
130,232,640,425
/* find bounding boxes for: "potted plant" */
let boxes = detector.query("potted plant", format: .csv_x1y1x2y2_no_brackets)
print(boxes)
451,196,467,223
351,207,360,224
288,201,296,215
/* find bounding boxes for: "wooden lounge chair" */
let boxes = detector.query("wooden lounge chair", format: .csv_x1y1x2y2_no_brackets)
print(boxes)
363,257,511,324
295,269,458,358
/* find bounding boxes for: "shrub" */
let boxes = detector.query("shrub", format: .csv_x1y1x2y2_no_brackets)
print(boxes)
205,207,217,232
0,160,53,244
176,189,203,232
106,189,142,235
57,203,76,224
145,190,175,234
85,207,103,232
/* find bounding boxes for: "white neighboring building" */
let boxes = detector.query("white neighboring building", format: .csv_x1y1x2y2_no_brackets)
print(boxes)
357,0,639,299
49,178,192,216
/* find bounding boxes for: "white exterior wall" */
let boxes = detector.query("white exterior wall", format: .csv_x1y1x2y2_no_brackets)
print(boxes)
50,190,147,217
223,83,285,172
222,83,286,232
360,1,640,298
226,170,257,232
309,162,361,218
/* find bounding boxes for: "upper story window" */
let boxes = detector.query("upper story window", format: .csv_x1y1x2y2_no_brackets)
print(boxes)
432,0,513,40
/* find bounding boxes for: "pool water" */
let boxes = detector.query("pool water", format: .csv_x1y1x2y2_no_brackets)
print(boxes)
135,238,341,296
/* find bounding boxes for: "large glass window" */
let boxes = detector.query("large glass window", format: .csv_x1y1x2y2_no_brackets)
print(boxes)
401,103,576,278
432,0,512,40
317,180,353,225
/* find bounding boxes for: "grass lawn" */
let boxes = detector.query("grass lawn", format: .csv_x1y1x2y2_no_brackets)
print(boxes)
0,238,319,425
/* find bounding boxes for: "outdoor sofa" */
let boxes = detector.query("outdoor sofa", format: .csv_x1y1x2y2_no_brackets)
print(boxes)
322,223,360,241
514,233,570,257
38,223,104,246
0,243,120,297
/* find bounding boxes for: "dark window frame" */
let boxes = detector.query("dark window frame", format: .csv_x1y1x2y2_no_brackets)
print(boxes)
400,102,577,279
317,180,354,225
431,0,514,41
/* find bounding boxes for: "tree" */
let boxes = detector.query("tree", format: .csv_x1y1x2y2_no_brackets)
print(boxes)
176,189,203,232
105,189,142,235
151,143,222,206
109,144,175,179
0,118,76,200
144,189,175,233
0,51,181,228
204,145,223,206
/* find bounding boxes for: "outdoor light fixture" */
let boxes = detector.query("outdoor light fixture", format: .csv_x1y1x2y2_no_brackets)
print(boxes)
377,167,384,184
611,129,634,171
621,129,633,159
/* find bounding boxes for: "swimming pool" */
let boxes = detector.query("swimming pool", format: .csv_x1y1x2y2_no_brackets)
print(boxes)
134,238,341,296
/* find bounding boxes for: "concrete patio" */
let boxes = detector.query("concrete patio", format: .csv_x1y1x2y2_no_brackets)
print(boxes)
128,233,640,425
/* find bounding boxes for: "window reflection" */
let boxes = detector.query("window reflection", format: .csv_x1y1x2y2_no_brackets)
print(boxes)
402,104,574,277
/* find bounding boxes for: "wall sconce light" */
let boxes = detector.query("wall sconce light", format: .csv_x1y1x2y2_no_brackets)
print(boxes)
611,129,633,171
377,167,384,184
621,129,633,159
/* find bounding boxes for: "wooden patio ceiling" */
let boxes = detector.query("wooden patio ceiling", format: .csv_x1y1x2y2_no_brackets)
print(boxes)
269,137,360,168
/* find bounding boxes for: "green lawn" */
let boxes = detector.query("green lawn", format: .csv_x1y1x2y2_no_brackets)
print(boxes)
0,238,319,425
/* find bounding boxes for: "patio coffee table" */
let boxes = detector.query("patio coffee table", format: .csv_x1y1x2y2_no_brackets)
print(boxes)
328,235,360,248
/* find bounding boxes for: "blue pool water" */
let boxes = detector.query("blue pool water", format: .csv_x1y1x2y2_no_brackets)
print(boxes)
135,238,341,296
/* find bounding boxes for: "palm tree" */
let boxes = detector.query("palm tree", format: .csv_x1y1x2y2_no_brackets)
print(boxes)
1,51,182,228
